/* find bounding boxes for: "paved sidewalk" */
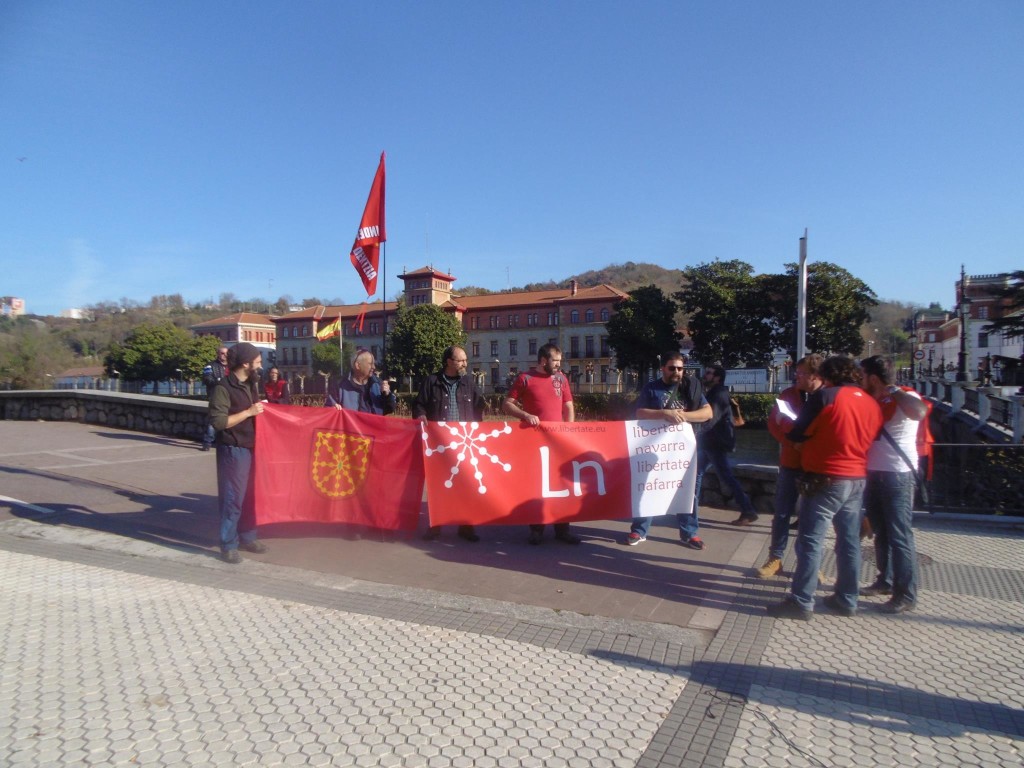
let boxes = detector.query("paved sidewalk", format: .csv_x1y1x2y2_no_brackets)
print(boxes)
1,421,1023,766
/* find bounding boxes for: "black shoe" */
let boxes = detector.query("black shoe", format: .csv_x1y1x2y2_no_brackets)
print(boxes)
729,515,759,526
528,530,543,545
240,540,267,554
766,599,812,621
221,550,241,564
422,527,441,541
457,526,480,543
859,581,893,597
201,444,211,452
822,593,857,617
880,597,916,615
555,531,581,545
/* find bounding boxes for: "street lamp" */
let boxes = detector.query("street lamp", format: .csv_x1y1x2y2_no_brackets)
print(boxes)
957,264,972,382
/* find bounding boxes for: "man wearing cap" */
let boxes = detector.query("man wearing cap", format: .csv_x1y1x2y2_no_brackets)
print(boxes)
209,342,267,564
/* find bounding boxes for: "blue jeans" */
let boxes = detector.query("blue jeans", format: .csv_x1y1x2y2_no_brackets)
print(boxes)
630,508,699,541
769,467,801,560
203,423,215,448
216,445,259,552
790,477,865,612
693,447,757,519
864,470,917,604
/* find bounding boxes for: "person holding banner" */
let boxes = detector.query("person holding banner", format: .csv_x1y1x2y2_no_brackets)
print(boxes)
327,349,395,415
415,346,484,543
504,343,583,546
626,352,713,549
209,342,268,564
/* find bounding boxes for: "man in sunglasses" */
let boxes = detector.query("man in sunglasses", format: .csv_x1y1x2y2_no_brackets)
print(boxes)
626,352,712,549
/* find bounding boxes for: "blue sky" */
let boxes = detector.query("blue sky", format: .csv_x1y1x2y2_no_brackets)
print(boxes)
2,1,1022,317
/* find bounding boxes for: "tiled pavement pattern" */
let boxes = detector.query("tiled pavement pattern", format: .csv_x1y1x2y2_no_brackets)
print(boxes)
2,513,1023,766
1,544,687,768
718,522,1024,767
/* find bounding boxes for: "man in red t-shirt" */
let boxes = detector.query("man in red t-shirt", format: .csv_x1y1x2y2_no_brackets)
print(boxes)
503,343,582,545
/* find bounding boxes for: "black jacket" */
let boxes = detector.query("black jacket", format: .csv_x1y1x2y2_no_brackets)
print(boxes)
412,373,484,422
699,382,736,452
209,372,260,448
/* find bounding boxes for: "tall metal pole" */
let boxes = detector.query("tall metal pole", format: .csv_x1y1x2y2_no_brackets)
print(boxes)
796,229,808,361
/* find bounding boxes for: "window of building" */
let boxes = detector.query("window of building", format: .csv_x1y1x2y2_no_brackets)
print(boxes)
529,338,537,356
547,311,558,326
601,365,609,383
472,342,480,357
490,340,498,357
489,316,499,329
585,336,594,357
509,340,518,356
601,308,609,322
370,321,379,334
601,335,610,356
472,316,479,330
570,336,579,358
978,306,989,319
570,310,579,324
585,309,594,323
978,332,989,348
301,347,308,363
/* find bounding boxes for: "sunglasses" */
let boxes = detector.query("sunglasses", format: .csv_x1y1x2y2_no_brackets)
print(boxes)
666,365,684,371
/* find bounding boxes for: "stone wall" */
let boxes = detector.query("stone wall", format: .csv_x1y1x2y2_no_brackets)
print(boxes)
699,462,779,516
0,391,207,441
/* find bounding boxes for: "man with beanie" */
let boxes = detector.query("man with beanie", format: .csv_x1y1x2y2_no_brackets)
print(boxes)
209,342,267,563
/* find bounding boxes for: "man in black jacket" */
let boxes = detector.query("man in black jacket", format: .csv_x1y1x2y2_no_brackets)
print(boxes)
201,346,229,451
697,365,759,526
209,343,267,563
413,345,484,543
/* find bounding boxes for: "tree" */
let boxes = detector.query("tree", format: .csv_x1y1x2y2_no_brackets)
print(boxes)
104,322,192,386
984,271,1024,340
677,260,777,367
311,339,357,376
0,319,74,389
384,303,466,385
181,335,223,382
770,262,878,356
605,285,681,379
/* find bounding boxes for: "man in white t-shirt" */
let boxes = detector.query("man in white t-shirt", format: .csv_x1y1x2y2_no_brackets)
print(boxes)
859,356,929,614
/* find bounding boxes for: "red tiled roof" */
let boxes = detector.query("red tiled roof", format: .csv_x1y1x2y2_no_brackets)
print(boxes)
191,312,277,328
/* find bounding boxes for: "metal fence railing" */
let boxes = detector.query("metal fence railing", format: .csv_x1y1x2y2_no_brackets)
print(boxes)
925,444,1024,516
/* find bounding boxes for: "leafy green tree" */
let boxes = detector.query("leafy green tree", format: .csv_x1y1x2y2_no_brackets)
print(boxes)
311,339,357,376
384,303,466,385
677,260,777,367
605,285,681,380
181,335,223,382
983,271,1024,339
0,319,74,389
104,322,192,387
770,262,878,356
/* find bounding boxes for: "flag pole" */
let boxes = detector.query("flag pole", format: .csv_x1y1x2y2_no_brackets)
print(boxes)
381,241,387,375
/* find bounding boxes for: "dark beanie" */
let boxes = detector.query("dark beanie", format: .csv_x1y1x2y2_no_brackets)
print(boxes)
228,342,261,368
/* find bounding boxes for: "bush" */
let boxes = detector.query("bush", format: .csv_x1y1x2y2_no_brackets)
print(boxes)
731,394,775,428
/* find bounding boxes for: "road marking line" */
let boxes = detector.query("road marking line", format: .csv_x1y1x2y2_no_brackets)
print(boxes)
36,452,201,470
0,495,58,516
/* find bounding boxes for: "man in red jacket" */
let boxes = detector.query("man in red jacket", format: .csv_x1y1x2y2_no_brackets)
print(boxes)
766,355,882,620
756,354,824,578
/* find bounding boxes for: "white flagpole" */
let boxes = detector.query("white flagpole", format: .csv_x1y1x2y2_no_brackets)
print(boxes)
797,228,808,361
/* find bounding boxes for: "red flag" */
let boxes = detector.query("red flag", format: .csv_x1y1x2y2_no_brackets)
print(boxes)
254,403,422,530
421,420,698,526
349,152,386,297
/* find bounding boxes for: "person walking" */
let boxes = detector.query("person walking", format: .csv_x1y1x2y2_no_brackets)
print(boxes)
697,365,759,527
